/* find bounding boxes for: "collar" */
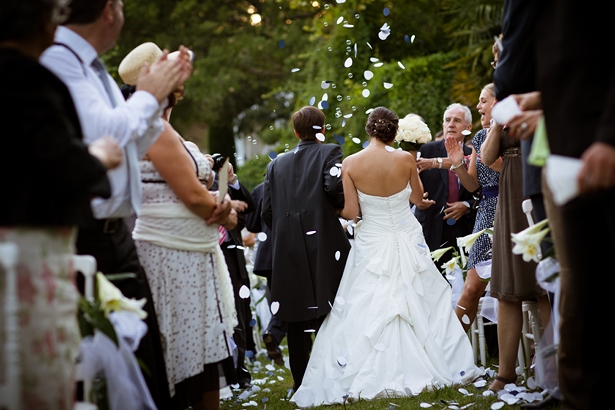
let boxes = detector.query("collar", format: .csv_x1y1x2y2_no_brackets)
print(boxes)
297,139,319,147
55,26,99,66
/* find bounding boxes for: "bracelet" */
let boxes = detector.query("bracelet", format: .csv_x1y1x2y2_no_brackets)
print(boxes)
432,158,436,168
450,158,466,170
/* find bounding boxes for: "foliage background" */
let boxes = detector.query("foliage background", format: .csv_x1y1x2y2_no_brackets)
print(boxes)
106,0,504,192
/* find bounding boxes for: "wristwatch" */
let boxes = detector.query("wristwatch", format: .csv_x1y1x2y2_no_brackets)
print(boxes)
436,157,443,169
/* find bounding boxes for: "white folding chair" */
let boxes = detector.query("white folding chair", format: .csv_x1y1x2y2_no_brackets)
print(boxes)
0,242,20,410
72,255,98,409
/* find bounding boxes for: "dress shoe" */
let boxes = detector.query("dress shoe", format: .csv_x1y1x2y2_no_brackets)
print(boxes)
520,393,560,409
263,333,284,366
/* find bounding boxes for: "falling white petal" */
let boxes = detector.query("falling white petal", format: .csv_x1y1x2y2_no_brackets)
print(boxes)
316,133,325,142
384,82,393,89
329,167,340,177
257,232,268,242
306,230,317,235
364,70,374,80
270,301,280,314
398,61,406,69
291,68,300,72
336,16,344,24
335,251,341,260
239,285,250,299
362,89,371,98
374,62,384,67
344,57,353,68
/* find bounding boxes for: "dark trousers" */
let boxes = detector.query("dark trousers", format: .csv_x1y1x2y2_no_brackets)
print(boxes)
544,182,614,410
222,244,254,385
287,315,326,391
75,218,171,410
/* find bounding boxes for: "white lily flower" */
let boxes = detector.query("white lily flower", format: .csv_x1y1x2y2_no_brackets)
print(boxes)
511,228,550,263
430,246,454,262
441,256,461,274
97,272,148,319
457,228,489,252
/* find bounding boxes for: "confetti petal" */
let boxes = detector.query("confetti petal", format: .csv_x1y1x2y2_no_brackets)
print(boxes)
384,82,394,89
321,100,329,109
352,137,361,144
462,130,472,135
374,62,384,67
490,402,505,410
398,61,406,69
420,404,432,408
337,356,347,367
364,70,374,80
370,57,379,62
316,133,325,142
309,96,316,105
385,145,395,152
344,57,353,68
362,89,371,98
462,314,471,324
335,251,341,260
239,285,250,299
336,16,344,24
366,42,373,49
383,7,390,16
411,34,416,43
291,68,300,72
404,35,410,43
279,40,285,49
270,301,280,314
330,167,340,176
321,81,330,89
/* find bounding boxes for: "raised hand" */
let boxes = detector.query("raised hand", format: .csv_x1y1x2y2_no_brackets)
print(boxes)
445,135,464,165
136,50,183,103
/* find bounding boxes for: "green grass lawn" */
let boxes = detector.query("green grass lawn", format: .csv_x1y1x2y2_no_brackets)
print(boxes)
220,342,561,410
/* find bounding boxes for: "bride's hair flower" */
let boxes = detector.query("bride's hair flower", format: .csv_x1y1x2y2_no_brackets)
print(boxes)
394,115,432,151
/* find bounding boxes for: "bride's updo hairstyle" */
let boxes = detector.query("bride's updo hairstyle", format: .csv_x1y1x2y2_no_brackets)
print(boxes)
365,107,399,143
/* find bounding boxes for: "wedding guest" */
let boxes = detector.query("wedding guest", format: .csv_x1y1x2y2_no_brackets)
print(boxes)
481,107,551,393
245,181,287,366
536,1,615,407
262,106,351,391
414,104,477,262
445,83,501,334
119,42,236,410
210,162,256,389
0,0,120,407
39,1,194,406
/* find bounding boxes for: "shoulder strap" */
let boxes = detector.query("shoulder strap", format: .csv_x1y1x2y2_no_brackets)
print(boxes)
179,138,201,179
52,42,88,76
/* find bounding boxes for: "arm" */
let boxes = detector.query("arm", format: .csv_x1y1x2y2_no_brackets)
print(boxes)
445,135,479,192
481,123,502,166
408,157,425,205
147,122,217,220
339,157,360,221
323,145,345,209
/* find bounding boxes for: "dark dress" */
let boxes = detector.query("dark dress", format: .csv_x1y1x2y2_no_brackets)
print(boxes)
467,129,500,269
489,132,545,302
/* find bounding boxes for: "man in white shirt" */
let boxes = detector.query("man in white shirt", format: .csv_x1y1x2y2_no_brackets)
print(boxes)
40,0,205,407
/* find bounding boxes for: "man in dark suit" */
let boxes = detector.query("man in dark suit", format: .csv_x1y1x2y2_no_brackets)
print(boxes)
211,161,256,388
262,106,351,391
245,181,287,366
414,103,477,262
535,1,615,408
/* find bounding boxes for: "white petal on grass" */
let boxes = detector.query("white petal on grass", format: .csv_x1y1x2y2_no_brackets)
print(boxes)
344,57,353,68
291,68,300,72
265,364,275,371
316,133,325,142
270,301,280,314
420,403,432,408
398,61,406,69
336,16,344,24
335,250,341,260
362,89,371,98
527,376,537,389
473,379,487,388
483,390,495,396
458,387,470,396
352,137,361,144
306,230,317,235
384,82,394,89
239,285,250,299
490,401,505,410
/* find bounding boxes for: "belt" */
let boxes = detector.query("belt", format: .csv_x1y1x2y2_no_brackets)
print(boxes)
481,185,499,200
79,217,124,234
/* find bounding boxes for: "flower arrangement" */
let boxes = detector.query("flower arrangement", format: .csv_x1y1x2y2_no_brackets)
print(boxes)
394,115,432,151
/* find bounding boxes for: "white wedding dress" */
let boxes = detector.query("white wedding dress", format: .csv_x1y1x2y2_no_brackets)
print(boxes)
291,185,481,406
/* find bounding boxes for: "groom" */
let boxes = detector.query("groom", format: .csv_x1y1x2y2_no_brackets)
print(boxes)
262,106,351,391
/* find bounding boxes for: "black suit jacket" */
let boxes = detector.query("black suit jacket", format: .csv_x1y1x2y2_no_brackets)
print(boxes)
0,49,110,226
263,140,351,322
415,140,477,252
211,178,255,280
245,182,273,279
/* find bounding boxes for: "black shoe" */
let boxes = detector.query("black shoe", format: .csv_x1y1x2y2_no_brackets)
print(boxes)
520,393,560,409
263,333,284,366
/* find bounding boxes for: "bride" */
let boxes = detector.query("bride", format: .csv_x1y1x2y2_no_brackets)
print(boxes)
291,107,481,406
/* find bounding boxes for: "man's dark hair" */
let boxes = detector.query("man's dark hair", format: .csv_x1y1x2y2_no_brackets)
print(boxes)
63,0,110,25
0,0,56,42
292,106,325,141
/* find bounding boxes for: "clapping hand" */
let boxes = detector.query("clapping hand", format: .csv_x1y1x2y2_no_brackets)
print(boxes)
206,193,232,226
443,202,468,221
88,136,122,170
